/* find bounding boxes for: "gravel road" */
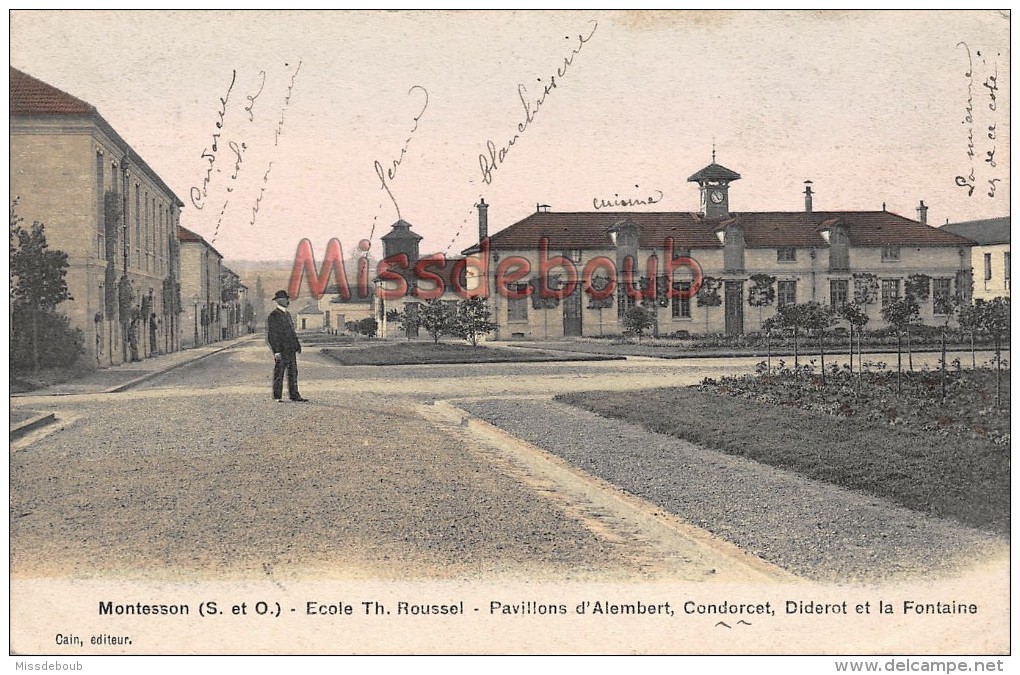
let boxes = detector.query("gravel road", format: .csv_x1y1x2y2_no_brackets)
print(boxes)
457,397,1008,584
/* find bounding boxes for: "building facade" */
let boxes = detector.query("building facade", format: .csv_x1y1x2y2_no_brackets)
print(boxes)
10,67,184,367
941,217,1010,302
178,226,224,349
460,161,975,339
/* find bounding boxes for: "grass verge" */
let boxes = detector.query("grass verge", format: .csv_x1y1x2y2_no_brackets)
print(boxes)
555,386,1009,536
321,341,624,366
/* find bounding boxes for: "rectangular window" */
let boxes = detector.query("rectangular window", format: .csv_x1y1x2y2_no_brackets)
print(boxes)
984,252,992,281
95,152,105,259
507,285,528,322
881,246,901,262
135,187,141,268
933,278,952,315
617,284,637,318
777,280,796,307
1004,252,1010,287
672,281,692,319
830,279,848,309
777,247,796,262
881,278,901,306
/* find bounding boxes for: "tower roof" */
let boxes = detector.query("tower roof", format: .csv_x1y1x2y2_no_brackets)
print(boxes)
380,219,423,241
687,162,742,183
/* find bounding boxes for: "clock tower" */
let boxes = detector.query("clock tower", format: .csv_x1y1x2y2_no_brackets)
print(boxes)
687,152,741,219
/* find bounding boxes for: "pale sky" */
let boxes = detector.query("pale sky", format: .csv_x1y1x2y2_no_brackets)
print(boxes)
9,9,1011,262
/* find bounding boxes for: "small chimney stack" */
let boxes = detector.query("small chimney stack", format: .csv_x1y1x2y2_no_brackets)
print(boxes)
917,200,928,225
477,198,488,242
804,180,814,213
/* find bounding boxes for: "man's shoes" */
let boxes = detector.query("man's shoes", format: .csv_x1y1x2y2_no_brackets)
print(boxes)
290,397,309,402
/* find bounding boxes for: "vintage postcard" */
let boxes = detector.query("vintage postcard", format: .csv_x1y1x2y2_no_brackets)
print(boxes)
8,9,1011,667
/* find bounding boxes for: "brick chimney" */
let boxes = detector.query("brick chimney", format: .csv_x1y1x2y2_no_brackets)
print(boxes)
916,200,928,225
804,180,814,213
477,198,488,242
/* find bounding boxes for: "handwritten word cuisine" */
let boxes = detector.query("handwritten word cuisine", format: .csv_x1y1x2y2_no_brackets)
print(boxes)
190,69,237,210
593,186,664,210
374,85,429,220
478,20,598,185
955,42,1001,198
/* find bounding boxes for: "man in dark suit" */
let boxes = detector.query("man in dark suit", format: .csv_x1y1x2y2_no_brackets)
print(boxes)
266,290,308,402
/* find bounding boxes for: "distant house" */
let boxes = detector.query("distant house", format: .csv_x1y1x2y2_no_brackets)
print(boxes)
941,217,1010,301
294,298,324,332
177,226,223,348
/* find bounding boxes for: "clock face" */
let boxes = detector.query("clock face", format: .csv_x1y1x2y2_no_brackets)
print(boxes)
709,189,725,204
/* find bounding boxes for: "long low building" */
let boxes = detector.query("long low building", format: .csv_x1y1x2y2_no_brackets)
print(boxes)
452,160,976,339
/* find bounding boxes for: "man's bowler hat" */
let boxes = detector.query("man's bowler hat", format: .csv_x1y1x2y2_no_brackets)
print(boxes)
273,290,290,301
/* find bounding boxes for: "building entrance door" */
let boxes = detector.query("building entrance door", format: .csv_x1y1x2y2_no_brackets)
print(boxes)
563,285,582,336
725,280,744,336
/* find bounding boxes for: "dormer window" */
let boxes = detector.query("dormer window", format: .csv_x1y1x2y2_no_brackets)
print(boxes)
881,246,901,262
777,247,796,263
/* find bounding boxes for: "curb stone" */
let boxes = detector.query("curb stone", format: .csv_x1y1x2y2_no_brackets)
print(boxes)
10,412,57,440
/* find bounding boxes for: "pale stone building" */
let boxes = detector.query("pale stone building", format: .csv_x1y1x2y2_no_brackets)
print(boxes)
941,217,1010,302
459,160,975,338
10,66,183,367
177,226,224,348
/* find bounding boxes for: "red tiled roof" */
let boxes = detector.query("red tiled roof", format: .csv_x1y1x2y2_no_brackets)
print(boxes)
176,225,204,243
177,225,223,259
11,67,184,207
9,67,94,115
477,210,975,253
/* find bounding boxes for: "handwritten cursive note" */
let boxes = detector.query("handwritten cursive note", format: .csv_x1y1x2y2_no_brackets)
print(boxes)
251,60,302,228
955,42,1001,199
190,70,237,211
374,85,429,220
478,20,598,185
189,61,302,243
593,186,663,210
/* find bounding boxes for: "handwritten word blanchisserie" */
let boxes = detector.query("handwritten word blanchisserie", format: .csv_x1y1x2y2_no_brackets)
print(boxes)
479,20,598,185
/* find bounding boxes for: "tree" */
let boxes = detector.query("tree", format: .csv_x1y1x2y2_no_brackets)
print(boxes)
904,274,931,371
418,299,454,345
975,297,1010,409
389,304,419,340
774,303,806,370
880,297,921,394
838,302,870,389
355,317,378,338
800,302,836,384
252,276,266,331
696,276,722,334
9,201,80,373
747,273,776,327
622,305,654,340
957,301,981,369
452,297,497,347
